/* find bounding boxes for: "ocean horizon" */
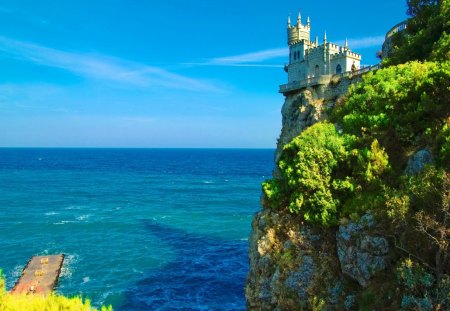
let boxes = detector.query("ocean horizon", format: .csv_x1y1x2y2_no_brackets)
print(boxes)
0,148,274,310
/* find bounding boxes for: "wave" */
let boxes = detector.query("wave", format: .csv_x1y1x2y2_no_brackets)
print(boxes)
76,214,91,221
53,220,76,225
59,253,78,280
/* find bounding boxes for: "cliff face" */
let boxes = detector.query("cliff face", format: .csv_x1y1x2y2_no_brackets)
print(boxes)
246,76,390,310
274,77,356,167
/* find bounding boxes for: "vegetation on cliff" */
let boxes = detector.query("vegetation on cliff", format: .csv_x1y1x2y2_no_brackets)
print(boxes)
0,271,112,311
384,0,449,65
262,0,449,309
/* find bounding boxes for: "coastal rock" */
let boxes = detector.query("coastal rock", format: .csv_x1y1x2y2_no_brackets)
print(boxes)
275,89,325,167
336,214,389,287
284,255,315,300
246,207,326,310
405,149,433,175
247,79,360,309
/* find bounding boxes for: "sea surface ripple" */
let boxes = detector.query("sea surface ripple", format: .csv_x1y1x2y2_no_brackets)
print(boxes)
0,148,274,310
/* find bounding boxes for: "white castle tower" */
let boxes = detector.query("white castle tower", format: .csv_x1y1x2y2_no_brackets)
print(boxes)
285,13,362,84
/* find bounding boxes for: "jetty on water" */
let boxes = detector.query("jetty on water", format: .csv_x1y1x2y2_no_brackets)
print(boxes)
11,254,64,296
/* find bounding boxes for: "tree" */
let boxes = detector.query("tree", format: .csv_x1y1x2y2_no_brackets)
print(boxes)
384,0,449,65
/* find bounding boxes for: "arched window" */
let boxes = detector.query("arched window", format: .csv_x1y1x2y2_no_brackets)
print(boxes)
315,65,320,77
297,51,301,60
294,51,297,60
336,64,342,74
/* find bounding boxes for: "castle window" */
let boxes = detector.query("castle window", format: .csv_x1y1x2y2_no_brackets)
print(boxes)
315,65,320,77
294,52,297,60
297,51,300,60
336,64,342,74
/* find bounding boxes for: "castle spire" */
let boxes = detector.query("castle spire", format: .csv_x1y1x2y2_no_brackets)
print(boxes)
315,35,319,46
287,15,291,28
297,11,301,25
345,38,348,49
324,31,327,43
307,16,310,27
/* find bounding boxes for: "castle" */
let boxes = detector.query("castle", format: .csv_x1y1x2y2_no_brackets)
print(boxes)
281,13,362,91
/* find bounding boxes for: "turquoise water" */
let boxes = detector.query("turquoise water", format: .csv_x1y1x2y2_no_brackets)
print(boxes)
0,148,274,310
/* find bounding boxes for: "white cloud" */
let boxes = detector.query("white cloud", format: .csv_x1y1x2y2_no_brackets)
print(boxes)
345,35,385,49
0,36,221,92
206,48,287,66
201,35,385,67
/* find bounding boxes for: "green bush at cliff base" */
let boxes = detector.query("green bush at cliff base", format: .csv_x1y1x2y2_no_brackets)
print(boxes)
0,270,112,311
279,122,348,225
263,122,389,226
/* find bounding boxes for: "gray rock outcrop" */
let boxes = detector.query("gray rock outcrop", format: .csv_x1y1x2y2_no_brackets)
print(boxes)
405,149,433,175
336,213,389,287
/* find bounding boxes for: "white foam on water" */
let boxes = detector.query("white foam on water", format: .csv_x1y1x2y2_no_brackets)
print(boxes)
59,253,78,279
76,214,91,221
53,220,76,225
132,268,144,275
64,205,83,210
45,211,58,216
7,264,25,289
82,276,90,284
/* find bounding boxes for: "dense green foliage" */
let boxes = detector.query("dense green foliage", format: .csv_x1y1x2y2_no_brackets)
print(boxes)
0,270,112,311
384,0,449,65
277,123,349,224
263,123,392,226
264,60,449,227
335,61,450,164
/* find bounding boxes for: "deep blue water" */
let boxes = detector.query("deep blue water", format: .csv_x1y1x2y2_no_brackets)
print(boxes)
0,148,274,310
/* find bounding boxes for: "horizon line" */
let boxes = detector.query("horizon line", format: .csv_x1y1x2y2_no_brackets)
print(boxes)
0,146,276,150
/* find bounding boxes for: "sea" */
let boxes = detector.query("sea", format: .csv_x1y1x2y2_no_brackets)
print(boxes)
0,148,274,310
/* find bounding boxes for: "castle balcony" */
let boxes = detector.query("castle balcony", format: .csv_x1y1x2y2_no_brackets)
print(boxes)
340,64,380,78
279,64,381,95
279,75,332,94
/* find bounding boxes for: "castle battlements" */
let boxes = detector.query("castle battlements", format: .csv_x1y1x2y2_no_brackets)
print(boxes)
281,13,362,94
330,49,362,60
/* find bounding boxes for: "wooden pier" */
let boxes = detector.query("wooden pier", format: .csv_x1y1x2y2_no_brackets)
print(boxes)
11,254,64,296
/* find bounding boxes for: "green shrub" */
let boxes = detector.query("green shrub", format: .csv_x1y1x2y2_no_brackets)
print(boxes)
263,122,393,225
397,259,435,310
277,122,350,225
333,61,450,150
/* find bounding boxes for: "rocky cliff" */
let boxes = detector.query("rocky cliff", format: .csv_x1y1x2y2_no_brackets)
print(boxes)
246,76,392,310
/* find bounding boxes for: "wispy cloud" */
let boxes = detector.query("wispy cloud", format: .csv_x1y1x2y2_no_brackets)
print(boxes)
343,35,385,49
206,48,287,67
200,34,384,67
0,36,221,92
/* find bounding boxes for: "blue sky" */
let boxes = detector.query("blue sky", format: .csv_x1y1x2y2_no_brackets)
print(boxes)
0,0,407,148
